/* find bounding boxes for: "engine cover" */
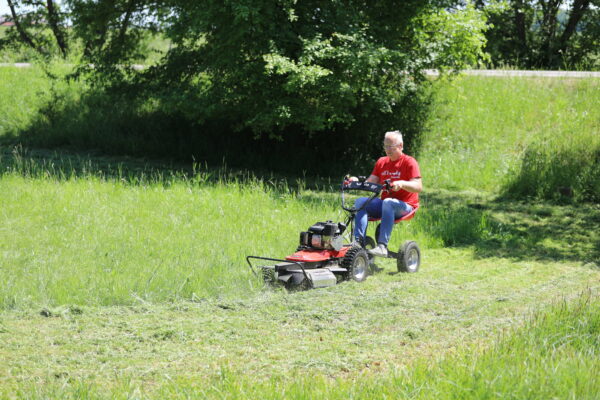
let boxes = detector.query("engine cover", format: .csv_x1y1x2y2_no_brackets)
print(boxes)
299,220,346,250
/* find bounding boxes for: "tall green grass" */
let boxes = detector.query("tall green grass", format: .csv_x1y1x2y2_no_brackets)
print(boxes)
0,26,169,64
4,143,599,310
3,67,599,201
419,75,600,201
0,66,58,137
506,130,600,202
1,148,500,310
0,166,312,309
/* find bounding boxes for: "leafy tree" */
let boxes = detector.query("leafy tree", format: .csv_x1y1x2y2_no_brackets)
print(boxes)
116,1,488,137
2,0,70,58
479,0,600,69
9,1,489,172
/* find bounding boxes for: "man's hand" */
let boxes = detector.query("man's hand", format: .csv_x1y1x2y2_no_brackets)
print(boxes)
391,178,422,193
346,175,379,184
390,180,404,191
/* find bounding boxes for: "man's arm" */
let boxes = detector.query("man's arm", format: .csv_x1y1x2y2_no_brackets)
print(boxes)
390,178,422,193
366,175,379,184
349,175,379,183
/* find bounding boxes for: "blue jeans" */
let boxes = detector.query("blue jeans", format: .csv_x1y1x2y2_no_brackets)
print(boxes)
353,197,413,246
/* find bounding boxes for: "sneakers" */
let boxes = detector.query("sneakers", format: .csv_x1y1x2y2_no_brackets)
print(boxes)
368,244,388,257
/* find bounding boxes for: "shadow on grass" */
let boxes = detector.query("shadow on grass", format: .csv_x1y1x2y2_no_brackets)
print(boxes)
0,145,339,191
0,144,354,223
421,190,600,264
474,199,600,264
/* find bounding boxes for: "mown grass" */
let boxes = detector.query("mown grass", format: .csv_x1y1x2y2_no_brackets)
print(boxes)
2,291,598,398
159,293,600,400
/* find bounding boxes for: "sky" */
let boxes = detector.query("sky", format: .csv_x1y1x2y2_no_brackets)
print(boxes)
1,2,9,17
1,1,69,18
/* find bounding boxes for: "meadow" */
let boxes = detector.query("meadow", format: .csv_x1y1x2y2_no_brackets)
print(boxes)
0,66,599,398
420,75,600,201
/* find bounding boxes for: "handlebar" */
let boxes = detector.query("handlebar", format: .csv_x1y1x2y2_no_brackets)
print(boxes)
340,176,392,213
341,176,392,193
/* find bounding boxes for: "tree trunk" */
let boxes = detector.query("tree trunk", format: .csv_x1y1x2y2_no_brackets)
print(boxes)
558,0,590,53
83,0,117,58
537,0,562,67
46,0,69,58
116,0,137,48
513,0,528,58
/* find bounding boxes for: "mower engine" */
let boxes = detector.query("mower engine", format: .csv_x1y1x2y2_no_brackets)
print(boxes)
299,220,346,251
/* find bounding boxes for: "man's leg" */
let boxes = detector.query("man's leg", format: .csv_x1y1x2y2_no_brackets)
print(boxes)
353,197,382,244
377,198,413,246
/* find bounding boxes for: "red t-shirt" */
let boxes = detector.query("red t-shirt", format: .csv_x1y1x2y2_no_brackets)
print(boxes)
371,154,421,208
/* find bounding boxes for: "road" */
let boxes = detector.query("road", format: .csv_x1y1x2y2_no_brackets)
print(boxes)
2,63,600,77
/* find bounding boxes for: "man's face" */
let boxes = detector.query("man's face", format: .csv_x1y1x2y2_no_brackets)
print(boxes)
383,137,403,160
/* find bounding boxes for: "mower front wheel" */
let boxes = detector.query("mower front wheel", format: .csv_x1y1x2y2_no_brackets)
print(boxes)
343,246,370,282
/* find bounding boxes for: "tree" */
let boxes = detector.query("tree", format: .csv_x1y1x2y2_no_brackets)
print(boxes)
2,0,160,63
114,1,488,137
480,0,600,69
3,0,69,58
8,1,490,172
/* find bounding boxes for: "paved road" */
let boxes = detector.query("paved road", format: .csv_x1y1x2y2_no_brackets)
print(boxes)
2,63,600,77
424,69,600,78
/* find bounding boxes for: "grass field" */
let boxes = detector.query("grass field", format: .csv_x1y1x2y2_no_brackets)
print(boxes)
1,67,599,398
419,75,600,198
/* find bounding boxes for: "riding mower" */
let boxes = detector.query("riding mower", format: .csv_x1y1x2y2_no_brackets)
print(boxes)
246,176,421,290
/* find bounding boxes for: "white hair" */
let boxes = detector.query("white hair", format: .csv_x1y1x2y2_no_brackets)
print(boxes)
385,130,403,144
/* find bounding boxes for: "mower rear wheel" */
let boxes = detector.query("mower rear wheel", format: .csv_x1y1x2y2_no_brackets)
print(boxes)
397,241,420,273
342,246,370,282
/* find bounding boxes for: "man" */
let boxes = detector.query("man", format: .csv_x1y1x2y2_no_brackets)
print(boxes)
352,130,422,257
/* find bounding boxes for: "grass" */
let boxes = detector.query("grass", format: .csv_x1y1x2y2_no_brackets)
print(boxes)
1,68,599,398
0,67,59,138
419,75,600,200
0,26,170,64
505,128,600,202
3,66,599,200
2,147,597,311
1,282,598,398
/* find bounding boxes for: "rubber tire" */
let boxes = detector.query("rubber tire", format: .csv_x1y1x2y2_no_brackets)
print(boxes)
397,240,420,273
342,246,370,282
375,224,381,244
